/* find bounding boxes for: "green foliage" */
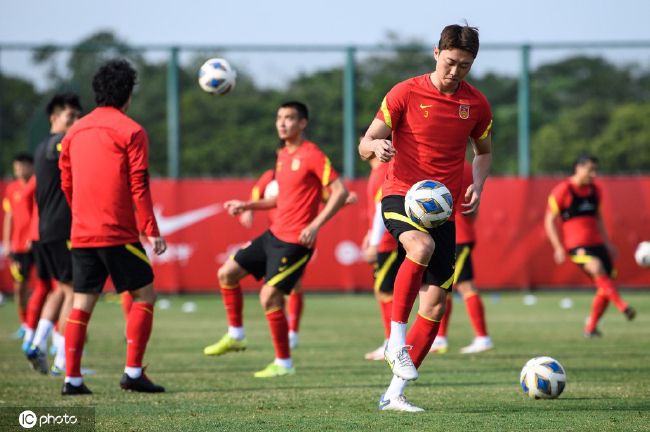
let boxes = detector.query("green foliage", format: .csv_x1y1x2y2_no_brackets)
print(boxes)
2,31,650,177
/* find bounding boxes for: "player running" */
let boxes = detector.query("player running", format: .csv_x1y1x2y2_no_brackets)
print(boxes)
204,101,349,378
545,154,635,337
59,59,167,395
362,157,399,361
359,24,493,412
25,93,81,374
3,153,36,339
429,159,493,354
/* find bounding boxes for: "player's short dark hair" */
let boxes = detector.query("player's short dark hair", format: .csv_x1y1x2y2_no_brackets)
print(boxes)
574,154,599,169
45,92,82,116
279,101,309,120
13,152,34,164
92,59,137,108
438,23,480,58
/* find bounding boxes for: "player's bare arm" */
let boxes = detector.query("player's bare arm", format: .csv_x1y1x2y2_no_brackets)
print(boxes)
225,196,277,216
544,209,566,264
462,135,492,215
358,119,395,162
299,178,348,248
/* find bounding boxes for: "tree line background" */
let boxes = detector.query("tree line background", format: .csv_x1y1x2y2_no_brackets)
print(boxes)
2,31,650,178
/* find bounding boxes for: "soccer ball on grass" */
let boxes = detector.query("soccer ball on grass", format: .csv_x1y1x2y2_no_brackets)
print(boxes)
520,356,566,399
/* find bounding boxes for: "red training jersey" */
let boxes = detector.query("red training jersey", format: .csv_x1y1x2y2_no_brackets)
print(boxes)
270,140,339,245
455,161,476,244
366,163,397,252
547,179,603,249
3,178,34,253
60,106,159,247
375,74,492,220
251,169,277,224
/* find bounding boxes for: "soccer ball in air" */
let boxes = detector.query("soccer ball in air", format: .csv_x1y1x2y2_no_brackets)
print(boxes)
404,180,453,229
520,356,566,399
634,241,650,267
198,58,237,95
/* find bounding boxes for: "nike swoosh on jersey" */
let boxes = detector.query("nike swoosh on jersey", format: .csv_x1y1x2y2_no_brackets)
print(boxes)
155,204,223,236
419,104,433,109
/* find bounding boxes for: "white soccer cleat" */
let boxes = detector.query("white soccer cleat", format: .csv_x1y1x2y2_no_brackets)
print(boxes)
460,336,494,354
384,346,418,381
364,341,387,361
378,393,424,412
428,336,448,354
289,331,299,349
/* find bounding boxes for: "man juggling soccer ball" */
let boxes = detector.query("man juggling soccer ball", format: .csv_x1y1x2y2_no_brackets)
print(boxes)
359,23,493,412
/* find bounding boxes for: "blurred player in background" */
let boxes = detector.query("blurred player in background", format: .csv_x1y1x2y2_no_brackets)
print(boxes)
205,101,349,378
359,24,493,412
545,154,636,337
2,153,35,338
59,59,167,395
25,93,81,374
362,156,399,361
429,159,493,354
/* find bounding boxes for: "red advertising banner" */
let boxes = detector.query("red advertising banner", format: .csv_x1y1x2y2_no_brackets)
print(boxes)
1,177,649,293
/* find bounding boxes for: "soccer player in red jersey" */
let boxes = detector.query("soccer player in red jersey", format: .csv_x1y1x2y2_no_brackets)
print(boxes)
204,101,349,378
2,153,35,338
545,154,635,337
59,59,167,395
359,24,493,412
362,157,400,361
429,159,493,354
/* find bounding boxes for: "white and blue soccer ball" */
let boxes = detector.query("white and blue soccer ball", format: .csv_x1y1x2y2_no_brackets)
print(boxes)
634,241,650,268
404,180,453,229
198,58,237,95
520,356,566,399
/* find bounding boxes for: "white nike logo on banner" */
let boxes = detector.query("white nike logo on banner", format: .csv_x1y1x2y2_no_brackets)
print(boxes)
154,203,223,236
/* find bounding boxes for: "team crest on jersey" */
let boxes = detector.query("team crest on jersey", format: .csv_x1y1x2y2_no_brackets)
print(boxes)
459,104,470,119
291,158,301,171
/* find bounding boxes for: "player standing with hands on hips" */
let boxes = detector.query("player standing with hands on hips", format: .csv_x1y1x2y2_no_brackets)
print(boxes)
359,23,493,412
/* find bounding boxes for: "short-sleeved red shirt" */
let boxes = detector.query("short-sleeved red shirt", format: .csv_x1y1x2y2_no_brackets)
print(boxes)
367,163,397,252
547,179,603,249
270,140,339,245
251,169,277,224
375,74,492,219
3,178,34,253
455,161,476,244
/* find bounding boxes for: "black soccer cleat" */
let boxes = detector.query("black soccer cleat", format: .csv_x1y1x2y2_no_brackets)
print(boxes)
61,382,93,396
120,373,165,393
624,306,636,321
25,346,49,375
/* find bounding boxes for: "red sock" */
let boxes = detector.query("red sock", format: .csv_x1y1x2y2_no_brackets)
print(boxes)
465,293,488,337
405,314,440,369
121,292,133,320
126,303,154,368
392,257,426,323
266,309,290,359
585,292,609,332
438,296,452,338
594,275,627,312
287,292,303,333
65,309,91,378
380,300,392,339
221,284,243,327
26,278,52,330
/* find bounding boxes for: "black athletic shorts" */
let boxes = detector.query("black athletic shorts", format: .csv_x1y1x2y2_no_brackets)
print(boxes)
31,241,52,280
381,195,456,290
72,242,154,294
374,250,401,294
568,244,615,277
234,230,312,295
8,251,34,283
41,240,73,283
454,242,475,284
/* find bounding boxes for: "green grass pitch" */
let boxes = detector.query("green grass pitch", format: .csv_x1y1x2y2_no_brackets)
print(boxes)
0,291,648,431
